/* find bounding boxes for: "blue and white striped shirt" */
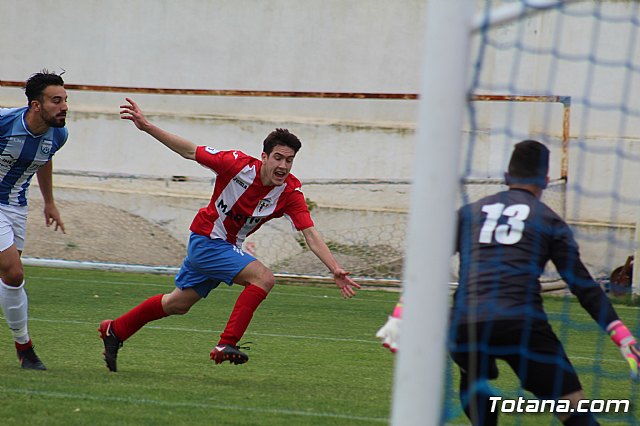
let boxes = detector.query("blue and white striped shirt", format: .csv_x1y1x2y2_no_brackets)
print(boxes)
0,107,68,206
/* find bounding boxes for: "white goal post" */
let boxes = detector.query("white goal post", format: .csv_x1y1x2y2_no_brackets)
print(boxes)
390,1,475,425
392,1,580,425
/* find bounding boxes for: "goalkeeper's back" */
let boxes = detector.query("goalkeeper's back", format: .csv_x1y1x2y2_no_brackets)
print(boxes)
454,187,568,323
452,140,618,329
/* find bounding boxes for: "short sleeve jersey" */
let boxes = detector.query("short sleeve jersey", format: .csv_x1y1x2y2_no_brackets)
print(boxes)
452,188,618,328
0,107,68,206
190,146,314,247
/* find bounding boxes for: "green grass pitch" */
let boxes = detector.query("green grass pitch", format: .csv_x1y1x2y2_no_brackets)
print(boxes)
445,293,640,425
0,266,638,425
0,266,396,425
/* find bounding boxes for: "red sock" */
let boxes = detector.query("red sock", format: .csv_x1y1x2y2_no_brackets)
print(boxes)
112,294,168,341
219,284,267,346
15,340,32,352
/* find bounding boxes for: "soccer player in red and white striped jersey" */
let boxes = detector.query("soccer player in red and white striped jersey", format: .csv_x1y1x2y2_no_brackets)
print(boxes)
99,98,360,371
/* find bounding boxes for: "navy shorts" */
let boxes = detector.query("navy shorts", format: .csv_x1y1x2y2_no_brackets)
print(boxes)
449,319,582,399
174,233,256,298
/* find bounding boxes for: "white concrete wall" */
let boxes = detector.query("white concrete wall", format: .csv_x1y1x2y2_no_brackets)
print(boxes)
2,1,638,210
2,0,640,274
0,0,424,184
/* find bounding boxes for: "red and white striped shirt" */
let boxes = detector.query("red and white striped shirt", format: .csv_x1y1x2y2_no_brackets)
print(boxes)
190,146,314,247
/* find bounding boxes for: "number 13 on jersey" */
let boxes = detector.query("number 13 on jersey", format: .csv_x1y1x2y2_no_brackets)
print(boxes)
479,203,530,245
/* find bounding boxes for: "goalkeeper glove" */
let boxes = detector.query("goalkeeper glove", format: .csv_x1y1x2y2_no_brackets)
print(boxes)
376,300,403,353
376,316,401,353
607,320,640,381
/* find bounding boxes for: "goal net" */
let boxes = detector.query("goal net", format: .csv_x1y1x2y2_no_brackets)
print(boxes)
437,1,640,425
24,171,410,285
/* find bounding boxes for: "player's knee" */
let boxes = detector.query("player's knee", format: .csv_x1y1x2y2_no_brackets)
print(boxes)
1,267,24,286
460,380,499,426
557,390,597,425
256,270,275,293
163,299,192,315
170,304,192,315
161,296,195,316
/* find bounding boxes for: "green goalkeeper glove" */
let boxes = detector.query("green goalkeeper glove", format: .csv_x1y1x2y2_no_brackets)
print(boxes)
607,320,640,381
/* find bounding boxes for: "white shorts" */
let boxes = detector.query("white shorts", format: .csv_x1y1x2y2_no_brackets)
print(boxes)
0,204,28,252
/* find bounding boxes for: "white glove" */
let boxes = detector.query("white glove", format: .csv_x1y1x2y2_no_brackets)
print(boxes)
376,316,401,353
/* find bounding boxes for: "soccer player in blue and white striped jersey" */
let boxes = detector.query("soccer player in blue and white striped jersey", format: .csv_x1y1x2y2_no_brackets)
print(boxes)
0,70,68,370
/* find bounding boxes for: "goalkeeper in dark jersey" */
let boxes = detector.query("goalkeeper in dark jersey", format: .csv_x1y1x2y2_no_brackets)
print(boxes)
377,140,640,426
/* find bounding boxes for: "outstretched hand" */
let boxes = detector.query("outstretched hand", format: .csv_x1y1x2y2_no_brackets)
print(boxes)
120,98,151,131
376,316,401,353
333,268,360,298
376,299,402,353
619,342,640,380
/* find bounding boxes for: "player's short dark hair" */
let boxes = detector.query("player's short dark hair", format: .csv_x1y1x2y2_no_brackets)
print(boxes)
506,139,550,188
25,70,65,104
263,128,302,155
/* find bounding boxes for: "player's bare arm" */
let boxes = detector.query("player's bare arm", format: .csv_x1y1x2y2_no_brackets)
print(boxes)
36,160,65,233
120,98,197,160
301,226,361,298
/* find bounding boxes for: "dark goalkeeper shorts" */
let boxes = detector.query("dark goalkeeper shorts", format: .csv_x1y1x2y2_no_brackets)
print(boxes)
449,319,582,399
